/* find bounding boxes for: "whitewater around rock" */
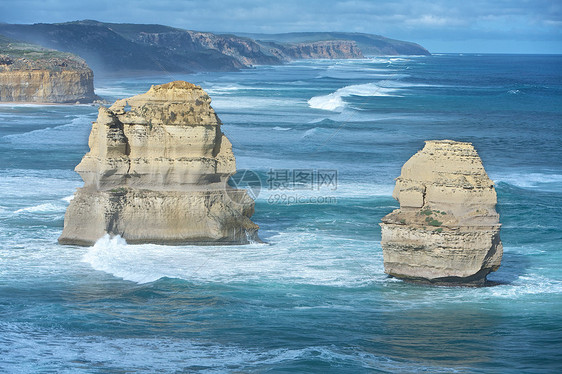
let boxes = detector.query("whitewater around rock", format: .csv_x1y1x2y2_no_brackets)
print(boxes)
380,140,503,286
59,81,259,246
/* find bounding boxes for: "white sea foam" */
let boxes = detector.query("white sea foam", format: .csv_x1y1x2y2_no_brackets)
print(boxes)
485,275,562,298
308,82,401,112
272,126,292,131
94,86,144,97
2,115,93,146
492,171,562,191
389,57,411,63
302,127,321,138
315,65,402,80
0,322,450,373
14,202,65,214
61,195,75,203
211,97,302,110
82,233,384,287
204,83,260,94
0,170,81,199
368,57,410,64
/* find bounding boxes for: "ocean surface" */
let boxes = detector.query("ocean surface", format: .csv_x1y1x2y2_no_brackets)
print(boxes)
1,54,561,373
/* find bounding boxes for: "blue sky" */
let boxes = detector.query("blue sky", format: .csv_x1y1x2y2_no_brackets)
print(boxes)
1,0,561,53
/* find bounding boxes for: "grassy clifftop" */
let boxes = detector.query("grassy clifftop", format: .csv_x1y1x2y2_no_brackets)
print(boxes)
0,35,90,72
0,34,98,103
0,21,430,76
237,32,430,56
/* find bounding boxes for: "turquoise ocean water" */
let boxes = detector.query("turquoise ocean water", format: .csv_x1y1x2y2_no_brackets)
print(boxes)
0,54,561,373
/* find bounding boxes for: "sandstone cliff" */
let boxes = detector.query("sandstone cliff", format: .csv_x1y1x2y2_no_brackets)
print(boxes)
59,81,259,246
380,140,502,285
0,22,429,75
242,32,430,56
0,36,97,103
265,40,363,61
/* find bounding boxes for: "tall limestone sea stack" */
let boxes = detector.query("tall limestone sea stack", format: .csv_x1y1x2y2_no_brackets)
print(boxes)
59,81,259,246
380,140,502,286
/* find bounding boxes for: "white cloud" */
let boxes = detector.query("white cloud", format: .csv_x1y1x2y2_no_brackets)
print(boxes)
405,14,466,27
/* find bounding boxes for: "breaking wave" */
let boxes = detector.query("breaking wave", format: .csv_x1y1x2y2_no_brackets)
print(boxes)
82,234,384,287
492,171,562,192
308,82,400,112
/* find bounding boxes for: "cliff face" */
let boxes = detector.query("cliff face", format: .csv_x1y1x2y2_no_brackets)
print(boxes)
380,140,502,285
134,32,363,65
0,22,429,76
59,81,259,246
187,31,281,66
133,30,280,67
243,32,431,56
0,38,97,103
266,40,363,61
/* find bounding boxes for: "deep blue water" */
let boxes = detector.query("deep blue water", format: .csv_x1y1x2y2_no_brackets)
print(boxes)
0,54,561,373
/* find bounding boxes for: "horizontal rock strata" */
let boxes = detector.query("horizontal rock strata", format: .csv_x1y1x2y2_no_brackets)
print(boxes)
380,140,502,285
59,81,259,245
0,41,97,103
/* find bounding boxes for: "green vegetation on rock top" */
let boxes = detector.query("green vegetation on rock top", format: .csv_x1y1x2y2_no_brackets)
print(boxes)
0,34,88,71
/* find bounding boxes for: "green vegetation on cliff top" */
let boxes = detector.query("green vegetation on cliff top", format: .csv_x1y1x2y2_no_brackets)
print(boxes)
0,34,90,72
0,21,429,76
0,35,77,60
237,32,430,56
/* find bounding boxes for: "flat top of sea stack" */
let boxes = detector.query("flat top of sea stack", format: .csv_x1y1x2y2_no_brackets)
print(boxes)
108,80,219,126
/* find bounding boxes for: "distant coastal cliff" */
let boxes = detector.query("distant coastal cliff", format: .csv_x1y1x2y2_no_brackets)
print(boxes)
0,35,97,103
0,21,429,76
265,40,364,61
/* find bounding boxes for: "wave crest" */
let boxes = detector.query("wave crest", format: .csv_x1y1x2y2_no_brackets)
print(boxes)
82,234,384,286
308,82,400,112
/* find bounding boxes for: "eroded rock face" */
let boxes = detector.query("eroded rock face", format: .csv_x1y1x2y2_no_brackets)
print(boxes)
380,140,502,285
267,40,364,61
0,55,97,103
59,81,259,246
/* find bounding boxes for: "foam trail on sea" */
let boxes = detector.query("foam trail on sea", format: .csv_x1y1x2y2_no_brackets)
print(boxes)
211,97,302,110
14,202,65,214
2,114,94,146
61,195,74,203
0,172,81,201
0,321,453,373
491,171,562,192
94,86,145,98
82,233,385,286
308,82,400,112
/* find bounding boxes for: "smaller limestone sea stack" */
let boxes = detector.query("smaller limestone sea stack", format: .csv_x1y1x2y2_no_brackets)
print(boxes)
380,140,502,286
59,81,259,246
